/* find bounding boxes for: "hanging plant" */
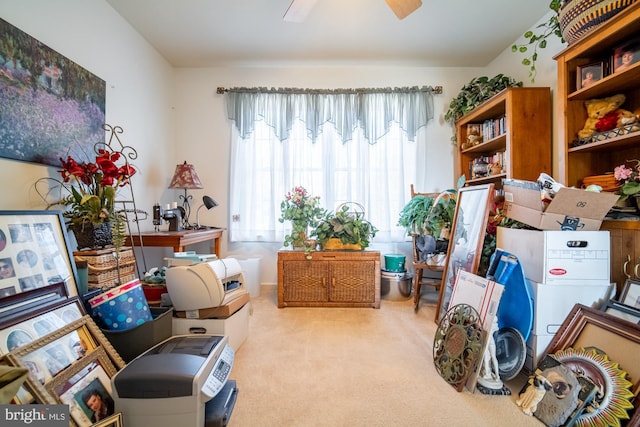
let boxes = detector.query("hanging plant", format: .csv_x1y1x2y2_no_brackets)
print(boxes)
444,74,522,143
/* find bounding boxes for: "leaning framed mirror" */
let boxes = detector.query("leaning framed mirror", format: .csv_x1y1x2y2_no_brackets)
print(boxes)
435,184,494,323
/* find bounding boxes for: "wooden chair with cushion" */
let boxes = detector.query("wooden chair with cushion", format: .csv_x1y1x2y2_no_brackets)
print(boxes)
409,185,444,312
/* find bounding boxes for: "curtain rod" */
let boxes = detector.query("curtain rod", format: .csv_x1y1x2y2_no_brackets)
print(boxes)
216,85,442,95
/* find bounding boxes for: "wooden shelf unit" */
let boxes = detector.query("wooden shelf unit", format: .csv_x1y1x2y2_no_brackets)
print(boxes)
277,250,381,308
554,3,640,298
454,87,552,189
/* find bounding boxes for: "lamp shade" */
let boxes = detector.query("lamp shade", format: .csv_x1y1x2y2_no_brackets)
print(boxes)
168,161,203,189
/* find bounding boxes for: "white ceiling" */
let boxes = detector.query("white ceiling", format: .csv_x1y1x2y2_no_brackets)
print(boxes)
106,0,551,68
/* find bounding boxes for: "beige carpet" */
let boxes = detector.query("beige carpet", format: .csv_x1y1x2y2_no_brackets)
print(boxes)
228,285,543,427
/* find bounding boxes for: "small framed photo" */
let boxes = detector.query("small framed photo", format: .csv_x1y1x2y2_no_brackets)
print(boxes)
619,278,640,309
45,347,118,427
576,61,604,90
613,38,640,73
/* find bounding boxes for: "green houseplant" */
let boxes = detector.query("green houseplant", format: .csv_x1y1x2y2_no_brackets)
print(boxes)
511,0,563,83
397,191,457,239
444,75,522,139
313,204,378,250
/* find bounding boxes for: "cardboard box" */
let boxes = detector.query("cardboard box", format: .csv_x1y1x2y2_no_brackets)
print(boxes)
497,227,610,285
173,291,250,319
527,280,614,335
502,179,618,231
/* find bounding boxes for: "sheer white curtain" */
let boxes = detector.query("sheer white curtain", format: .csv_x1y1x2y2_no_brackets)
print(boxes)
226,87,434,243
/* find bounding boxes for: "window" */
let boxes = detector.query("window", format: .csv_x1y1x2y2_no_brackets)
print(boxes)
225,87,435,243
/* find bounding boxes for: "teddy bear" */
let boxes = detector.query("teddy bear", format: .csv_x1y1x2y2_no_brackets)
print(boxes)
578,94,638,139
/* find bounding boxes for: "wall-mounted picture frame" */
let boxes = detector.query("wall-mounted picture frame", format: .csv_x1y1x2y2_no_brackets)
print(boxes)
576,61,605,90
0,210,78,304
545,304,640,416
0,296,84,355
601,300,640,325
436,184,494,323
45,346,118,427
613,37,640,73
619,278,640,309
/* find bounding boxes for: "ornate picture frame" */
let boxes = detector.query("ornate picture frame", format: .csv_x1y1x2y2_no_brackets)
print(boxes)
436,184,494,323
45,346,118,427
0,210,79,305
545,303,640,419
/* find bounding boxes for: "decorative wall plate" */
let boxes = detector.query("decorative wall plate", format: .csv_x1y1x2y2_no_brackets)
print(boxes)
552,347,634,427
495,326,526,381
433,303,485,392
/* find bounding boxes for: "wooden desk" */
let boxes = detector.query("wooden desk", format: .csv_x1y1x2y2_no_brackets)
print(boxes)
126,228,224,256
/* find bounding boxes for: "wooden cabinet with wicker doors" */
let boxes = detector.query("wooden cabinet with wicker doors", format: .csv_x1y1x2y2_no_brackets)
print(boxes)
454,87,551,189
277,250,381,308
554,3,640,297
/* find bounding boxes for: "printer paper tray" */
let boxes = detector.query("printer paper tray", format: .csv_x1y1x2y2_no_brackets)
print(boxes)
204,380,238,427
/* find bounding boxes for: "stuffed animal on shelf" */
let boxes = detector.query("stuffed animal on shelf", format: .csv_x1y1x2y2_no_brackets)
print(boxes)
578,94,638,139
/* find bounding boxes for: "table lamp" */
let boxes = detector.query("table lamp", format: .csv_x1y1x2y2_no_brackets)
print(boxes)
168,161,203,227
196,195,219,229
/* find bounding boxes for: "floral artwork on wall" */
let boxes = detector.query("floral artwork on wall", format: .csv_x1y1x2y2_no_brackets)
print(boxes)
0,18,106,167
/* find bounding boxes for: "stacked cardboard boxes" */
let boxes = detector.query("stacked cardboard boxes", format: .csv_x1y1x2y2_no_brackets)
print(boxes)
498,179,618,372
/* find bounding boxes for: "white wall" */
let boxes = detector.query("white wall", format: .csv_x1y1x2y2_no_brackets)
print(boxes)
1,1,563,288
0,0,175,224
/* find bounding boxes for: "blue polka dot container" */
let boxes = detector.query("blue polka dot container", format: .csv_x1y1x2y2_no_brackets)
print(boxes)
88,278,152,331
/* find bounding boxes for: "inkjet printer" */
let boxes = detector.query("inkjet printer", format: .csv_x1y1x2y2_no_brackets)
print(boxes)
112,334,237,427
165,258,251,350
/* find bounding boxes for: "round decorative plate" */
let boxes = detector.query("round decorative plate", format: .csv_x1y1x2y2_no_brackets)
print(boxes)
552,347,634,427
495,327,526,381
433,303,484,391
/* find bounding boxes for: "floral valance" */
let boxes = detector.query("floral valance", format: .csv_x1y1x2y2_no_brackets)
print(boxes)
224,86,436,144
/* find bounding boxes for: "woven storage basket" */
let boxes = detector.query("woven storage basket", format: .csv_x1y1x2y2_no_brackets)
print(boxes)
558,0,636,45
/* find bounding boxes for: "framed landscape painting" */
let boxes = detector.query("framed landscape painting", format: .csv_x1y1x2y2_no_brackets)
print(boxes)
0,17,106,166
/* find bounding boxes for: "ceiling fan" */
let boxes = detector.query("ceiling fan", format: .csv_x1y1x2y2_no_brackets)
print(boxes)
283,0,422,23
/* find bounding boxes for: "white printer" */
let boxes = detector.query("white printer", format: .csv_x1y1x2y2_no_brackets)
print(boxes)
112,334,237,427
166,258,250,350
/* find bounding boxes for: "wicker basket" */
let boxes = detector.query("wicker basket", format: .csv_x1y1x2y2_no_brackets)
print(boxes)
558,0,636,45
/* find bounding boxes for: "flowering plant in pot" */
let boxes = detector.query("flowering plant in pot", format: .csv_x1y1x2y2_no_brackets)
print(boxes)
278,186,326,248
614,159,640,202
36,149,136,249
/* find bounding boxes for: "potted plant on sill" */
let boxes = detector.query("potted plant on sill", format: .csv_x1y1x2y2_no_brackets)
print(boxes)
313,204,378,251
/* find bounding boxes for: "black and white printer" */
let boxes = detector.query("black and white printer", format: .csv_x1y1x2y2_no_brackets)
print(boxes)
112,334,237,427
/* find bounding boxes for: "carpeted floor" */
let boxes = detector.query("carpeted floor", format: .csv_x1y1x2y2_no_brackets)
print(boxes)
228,285,544,426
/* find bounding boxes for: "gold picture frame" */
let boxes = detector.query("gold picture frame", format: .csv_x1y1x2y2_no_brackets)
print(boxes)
45,346,118,427
93,412,123,427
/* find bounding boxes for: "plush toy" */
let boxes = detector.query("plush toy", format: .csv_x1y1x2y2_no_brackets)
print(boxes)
578,94,626,139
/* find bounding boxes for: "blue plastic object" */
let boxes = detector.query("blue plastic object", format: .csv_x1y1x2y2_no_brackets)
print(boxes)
490,249,533,342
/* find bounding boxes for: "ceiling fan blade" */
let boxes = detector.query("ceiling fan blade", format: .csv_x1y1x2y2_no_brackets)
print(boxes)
283,0,319,23
385,0,422,19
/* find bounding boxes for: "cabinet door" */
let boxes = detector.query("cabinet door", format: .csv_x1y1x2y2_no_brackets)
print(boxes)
329,260,376,303
282,260,329,302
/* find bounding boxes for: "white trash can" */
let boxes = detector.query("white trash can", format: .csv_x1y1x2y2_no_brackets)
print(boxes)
237,258,261,297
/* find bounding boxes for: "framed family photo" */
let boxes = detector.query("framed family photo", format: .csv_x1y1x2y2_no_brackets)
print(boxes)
613,37,640,73
0,296,84,355
45,346,118,427
0,211,79,304
576,61,605,90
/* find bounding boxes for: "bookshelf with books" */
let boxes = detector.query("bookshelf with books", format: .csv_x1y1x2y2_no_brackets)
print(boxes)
454,87,552,188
